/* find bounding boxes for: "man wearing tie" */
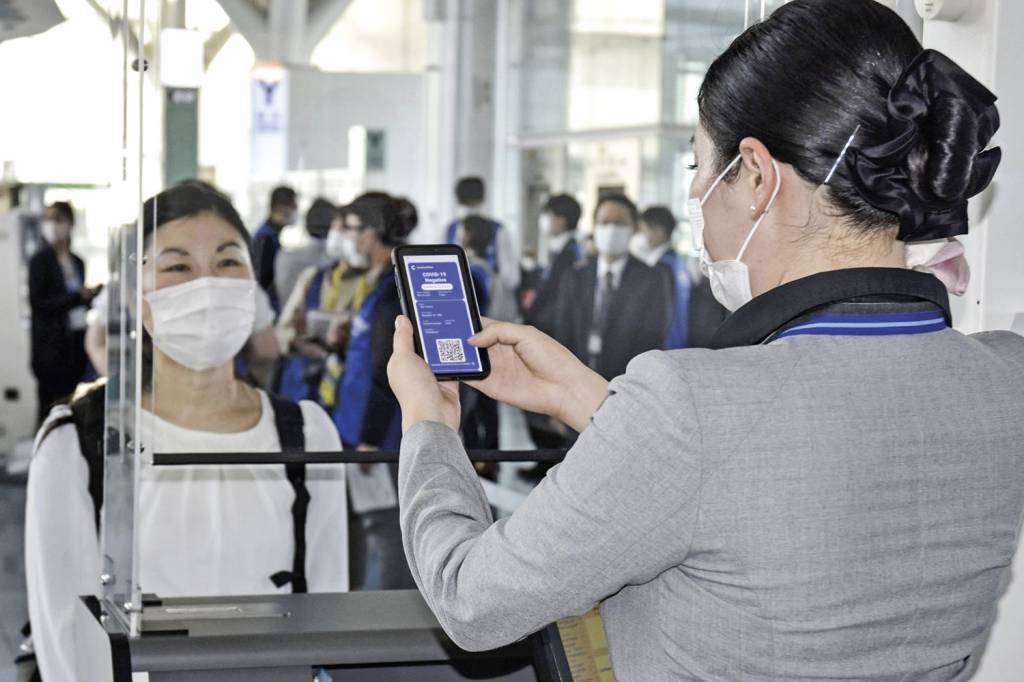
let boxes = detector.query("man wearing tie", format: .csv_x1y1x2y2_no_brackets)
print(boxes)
555,194,670,381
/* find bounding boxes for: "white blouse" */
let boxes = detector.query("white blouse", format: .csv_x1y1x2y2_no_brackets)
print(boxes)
25,391,347,682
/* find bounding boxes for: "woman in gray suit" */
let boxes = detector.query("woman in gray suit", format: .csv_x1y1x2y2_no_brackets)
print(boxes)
388,1,1024,679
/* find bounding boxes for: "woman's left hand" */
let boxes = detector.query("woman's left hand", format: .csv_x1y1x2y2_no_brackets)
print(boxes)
387,315,461,433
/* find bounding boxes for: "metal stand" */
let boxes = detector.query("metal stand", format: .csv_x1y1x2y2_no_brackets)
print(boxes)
76,590,562,681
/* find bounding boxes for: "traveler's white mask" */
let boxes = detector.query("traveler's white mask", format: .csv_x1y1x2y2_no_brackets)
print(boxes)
145,277,256,371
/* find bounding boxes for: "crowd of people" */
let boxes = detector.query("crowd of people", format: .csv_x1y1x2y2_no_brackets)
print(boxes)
21,175,725,679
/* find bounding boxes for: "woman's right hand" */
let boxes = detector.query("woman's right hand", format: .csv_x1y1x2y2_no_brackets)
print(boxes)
467,319,609,433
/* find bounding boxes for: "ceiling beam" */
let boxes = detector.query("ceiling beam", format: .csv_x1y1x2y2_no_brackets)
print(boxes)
304,0,354,58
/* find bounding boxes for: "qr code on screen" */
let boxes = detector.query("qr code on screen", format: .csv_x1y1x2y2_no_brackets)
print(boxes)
436,338,466,364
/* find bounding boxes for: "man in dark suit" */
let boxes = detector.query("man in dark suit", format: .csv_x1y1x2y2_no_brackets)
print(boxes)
524,194,582,338
28,202,101,425
555,194,670,382
252,185,298,315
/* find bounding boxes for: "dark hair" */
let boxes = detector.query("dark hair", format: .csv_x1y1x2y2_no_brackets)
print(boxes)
640,206,677,236
543,194,582,231
455,177,485,206
462,216,493,258
699,0,999,241
594,193,639,226
305,198,336,239
269,185,297,210
348,192,411,247
395,197,419,233
143,180,251,254
49,201,75,225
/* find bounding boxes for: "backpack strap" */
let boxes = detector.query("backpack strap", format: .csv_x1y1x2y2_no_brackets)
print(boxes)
36,384,107,532
69,388,108,533
267,394,309,594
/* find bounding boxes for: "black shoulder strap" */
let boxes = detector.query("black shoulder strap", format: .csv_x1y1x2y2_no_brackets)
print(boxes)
267,394,309,594
36,385,107,533
70,388,107,533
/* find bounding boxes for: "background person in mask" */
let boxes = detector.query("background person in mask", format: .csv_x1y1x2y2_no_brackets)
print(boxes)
524,194,583,339
445,177,519,320
328,193,415,590
252,184,298,315
637,206,691,350
554,193,670,381
25,182,348,681
274,197,335,309
386,1,1024,679
28,201,101,426
276,202,372,404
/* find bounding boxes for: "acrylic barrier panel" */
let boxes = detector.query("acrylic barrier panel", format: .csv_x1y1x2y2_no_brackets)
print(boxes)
99,222,145,636
97,0,164,637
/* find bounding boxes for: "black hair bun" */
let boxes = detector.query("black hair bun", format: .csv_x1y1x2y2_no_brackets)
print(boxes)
350,192,412,246
845,49,1001,242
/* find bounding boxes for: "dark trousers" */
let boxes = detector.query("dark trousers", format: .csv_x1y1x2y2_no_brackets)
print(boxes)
349,507,415,591
461,387,499,450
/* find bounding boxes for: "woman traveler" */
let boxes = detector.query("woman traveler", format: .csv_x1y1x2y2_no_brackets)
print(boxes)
387,1,1024,679
25,182,348,681
28,201,102,426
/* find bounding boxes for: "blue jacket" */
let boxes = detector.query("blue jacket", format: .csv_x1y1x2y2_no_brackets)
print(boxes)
253,220,283,314
658,250,691,350
447,219,502,272
331,269,403,449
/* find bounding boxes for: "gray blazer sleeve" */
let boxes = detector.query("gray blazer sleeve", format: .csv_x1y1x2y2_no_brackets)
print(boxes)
398,351,702,651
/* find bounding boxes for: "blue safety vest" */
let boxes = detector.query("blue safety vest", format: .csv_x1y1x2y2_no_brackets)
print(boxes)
277,269,329,402
469,262,492,316
659,250,691,350
447,219,502,272
331,271,402,449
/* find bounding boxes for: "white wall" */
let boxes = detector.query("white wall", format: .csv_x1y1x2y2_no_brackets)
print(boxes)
922,1,1024,679
0,206,38,457
284,68,428,211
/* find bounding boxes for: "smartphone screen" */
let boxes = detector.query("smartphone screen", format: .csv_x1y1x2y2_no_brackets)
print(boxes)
401,253,485,376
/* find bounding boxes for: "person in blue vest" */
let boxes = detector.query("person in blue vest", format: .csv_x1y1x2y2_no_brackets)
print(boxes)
446,177,519,320
252,185,298,316
330,192,415,590
274,201,372,403
636,206,691,349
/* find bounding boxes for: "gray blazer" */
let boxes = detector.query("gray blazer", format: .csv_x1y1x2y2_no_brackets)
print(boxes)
399,328,1024,680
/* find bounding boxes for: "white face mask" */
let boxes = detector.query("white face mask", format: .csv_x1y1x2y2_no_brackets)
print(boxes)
325,230,346,261
325,230,368,268
593,223,633,259
41,220,70,244
145,277,256,371
686,155,782,312
630,232,661,265
539,214,554,237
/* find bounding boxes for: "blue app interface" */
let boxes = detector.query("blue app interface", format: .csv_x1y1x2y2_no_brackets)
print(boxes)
405,254,483,375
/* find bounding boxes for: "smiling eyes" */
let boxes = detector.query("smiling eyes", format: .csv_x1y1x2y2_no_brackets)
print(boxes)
159,257,245,274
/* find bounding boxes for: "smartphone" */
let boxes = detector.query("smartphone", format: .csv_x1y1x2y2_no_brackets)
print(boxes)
392,244,490,381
